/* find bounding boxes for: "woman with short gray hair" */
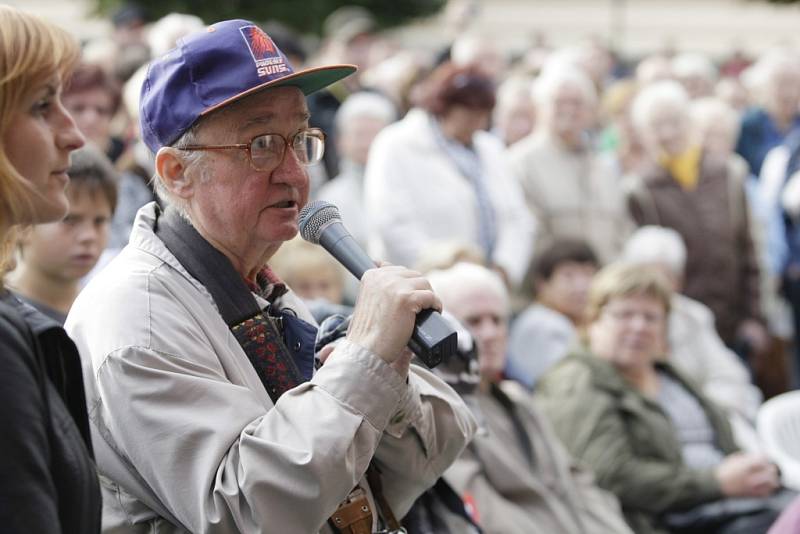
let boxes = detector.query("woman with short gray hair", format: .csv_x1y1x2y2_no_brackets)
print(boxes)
507,65,633,266
626,81,768,355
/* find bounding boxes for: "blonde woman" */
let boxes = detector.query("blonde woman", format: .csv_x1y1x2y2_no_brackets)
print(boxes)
0,6,99,532
536,263,791,534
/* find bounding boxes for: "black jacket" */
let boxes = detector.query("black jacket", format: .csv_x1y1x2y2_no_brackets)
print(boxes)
0,291,101,533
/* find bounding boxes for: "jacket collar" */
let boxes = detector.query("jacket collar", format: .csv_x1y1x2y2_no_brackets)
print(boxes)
2,290,62,337
568,344,681,397
128,202,314,323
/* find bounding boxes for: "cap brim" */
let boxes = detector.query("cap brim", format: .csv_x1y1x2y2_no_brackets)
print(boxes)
201,64,356,117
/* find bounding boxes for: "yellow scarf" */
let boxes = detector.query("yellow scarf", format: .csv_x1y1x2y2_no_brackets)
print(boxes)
659,146,702,191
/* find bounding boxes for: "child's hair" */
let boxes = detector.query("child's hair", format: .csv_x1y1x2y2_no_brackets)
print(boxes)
65,145,119,213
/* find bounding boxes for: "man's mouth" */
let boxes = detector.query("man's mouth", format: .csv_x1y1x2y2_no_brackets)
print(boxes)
272,200,296,209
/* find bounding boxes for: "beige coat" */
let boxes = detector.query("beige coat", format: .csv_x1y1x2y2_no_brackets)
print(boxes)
444,381,633,534
66,203,477,534
507,132,633,265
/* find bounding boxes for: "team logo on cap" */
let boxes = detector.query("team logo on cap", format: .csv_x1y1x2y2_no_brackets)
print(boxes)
239,25,290,78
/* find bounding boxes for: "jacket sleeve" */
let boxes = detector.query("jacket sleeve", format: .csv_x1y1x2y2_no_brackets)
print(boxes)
535,367,724,515
372,365,477,519
92,328,473,534
531,405,634,534
0,313,60,534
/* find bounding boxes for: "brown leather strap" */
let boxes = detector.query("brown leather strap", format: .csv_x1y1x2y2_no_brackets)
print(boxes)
329,487,372,534
366,464,401,532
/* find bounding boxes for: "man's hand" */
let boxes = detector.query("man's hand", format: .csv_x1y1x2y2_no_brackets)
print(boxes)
346,264,441,375
715,452,780,498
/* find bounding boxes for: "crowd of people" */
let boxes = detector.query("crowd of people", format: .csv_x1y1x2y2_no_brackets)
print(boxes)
5,0,800,532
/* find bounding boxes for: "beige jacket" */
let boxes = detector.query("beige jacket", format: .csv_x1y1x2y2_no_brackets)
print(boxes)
444,381,633,534
507,132,633,265
66,203,477,534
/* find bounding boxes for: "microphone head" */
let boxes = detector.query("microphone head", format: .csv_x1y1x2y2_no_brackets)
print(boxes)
298,200,342,244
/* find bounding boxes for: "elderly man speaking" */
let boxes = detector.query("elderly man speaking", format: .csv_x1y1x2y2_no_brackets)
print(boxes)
66,19,476,534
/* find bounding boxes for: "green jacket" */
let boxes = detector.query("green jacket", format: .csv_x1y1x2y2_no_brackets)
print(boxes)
534,348,739,534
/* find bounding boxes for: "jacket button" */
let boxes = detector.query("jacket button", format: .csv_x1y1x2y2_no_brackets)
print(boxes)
293,341,301,351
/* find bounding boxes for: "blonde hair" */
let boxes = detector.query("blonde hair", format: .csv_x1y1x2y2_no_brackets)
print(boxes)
585,263,672,325
0,6,80,276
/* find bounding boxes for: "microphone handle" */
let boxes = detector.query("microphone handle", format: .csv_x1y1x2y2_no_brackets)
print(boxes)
318,222,455,368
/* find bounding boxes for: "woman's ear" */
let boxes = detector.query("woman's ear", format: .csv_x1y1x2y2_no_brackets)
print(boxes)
155,147,194,200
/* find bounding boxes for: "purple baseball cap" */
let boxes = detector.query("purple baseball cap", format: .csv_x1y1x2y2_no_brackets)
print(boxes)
140,19,356,153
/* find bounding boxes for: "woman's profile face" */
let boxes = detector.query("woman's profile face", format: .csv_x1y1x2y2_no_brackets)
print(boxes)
3,75,84,224
587,293,667,374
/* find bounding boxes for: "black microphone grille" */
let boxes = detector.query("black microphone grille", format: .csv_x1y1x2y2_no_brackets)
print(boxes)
297,200,342,244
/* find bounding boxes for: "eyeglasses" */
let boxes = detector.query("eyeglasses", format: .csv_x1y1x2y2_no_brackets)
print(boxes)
602,307,665,326
177,127,326,171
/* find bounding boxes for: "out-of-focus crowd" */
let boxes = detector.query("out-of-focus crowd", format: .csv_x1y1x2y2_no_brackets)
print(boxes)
9,0,800,532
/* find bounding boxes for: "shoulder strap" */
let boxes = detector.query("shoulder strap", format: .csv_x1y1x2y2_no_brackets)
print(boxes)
154,206,261,325
154,206,306,402
489,383,535,466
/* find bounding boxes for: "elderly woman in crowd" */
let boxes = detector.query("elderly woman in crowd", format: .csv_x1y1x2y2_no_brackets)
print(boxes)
0,6,100,532
508,65,632,266
621,226,764,451
316,91,396,249
536,263,792,534
626,80,768,354
364,62,534,288
492,74,536,147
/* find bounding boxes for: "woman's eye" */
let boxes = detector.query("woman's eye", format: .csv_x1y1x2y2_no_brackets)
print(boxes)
32,98,52,115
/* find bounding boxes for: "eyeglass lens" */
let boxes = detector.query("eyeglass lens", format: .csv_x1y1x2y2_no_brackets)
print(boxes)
250,131,324,170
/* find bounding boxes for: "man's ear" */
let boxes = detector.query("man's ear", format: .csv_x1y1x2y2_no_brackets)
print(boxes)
155,147,194,200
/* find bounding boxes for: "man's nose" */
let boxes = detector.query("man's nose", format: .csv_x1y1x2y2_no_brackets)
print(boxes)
271,147,308,188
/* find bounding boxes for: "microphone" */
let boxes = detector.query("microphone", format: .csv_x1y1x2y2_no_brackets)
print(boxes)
298,200,456,368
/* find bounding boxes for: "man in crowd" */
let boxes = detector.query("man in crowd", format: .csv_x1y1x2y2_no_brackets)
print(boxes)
66,19,475,533
427,262,633,534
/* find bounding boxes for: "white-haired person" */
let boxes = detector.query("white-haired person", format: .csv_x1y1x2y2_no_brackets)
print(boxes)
316,90,396,250
508,65,633,266
364,62,534,289
427,262,633,534
621,226,763,451
492,74,535,147
737,51,800,177
626,80,769,356
672,53,718,99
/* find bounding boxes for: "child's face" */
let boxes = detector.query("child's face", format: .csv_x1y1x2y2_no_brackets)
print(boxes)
23,188,112,282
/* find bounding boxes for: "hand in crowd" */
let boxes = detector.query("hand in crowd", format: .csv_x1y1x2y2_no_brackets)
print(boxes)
715,452,781,498
345,263,442,376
